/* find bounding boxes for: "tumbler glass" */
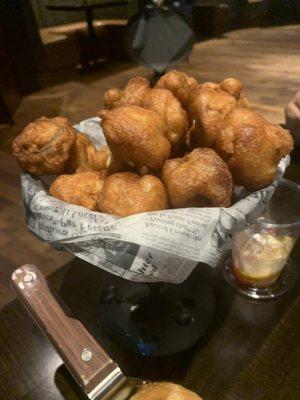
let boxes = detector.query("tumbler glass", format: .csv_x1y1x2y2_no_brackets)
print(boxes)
223,179,300,299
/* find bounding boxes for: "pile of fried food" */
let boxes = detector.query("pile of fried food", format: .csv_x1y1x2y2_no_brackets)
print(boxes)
12,70,294,217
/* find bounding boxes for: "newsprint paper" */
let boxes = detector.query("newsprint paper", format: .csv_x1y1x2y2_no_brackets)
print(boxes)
21,117,289,283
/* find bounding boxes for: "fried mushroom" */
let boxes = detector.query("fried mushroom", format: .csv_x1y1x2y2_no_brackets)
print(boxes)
98,106,171,173
162,148,233,208
49,170,106,211
187,85,236,148
215,107,294,190
98,172,169,217
12,116,76,175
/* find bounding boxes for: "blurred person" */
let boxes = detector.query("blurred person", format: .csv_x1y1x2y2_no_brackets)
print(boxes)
285,91,300,146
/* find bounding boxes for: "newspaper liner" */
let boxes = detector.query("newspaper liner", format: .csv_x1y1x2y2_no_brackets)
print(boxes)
21,117,289,283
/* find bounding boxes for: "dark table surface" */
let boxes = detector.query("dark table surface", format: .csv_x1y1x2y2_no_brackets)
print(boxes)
0,257,299,400
1,150,300,400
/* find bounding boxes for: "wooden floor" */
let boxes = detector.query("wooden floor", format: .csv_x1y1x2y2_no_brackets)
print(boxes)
1,24,300,308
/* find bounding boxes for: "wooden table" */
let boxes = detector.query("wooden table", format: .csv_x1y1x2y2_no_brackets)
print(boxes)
46,1,128,69
1,150,299,399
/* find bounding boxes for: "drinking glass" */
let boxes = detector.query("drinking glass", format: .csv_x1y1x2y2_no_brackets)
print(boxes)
223,179,300,299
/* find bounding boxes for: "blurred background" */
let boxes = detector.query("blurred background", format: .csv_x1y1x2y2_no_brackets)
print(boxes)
0,0,300,306
1,1,300,132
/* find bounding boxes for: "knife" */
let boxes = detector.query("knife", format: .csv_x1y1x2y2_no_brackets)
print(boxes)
11,264,147,400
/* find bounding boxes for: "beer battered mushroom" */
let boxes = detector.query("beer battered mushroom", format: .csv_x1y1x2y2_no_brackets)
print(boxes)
49,170,106,211
98,172,169,217
98,105,171,173
12,116,76,175
215,107,293,190
162,148,233,208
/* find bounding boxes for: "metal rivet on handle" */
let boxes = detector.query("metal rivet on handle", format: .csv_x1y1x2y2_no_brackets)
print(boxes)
23,272,35,283
81,348,93,362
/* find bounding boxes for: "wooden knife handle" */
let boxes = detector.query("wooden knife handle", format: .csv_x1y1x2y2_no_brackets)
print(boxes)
12,264,123,395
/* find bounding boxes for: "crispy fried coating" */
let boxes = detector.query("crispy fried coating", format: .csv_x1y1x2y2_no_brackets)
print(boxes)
215,107,293,190
104,77,188,154
201,82,220,90
98,106,171,173
104,77,150,109
49,170,106,211
141,88,188,154
155,70,199,109
220,78,243,99
104,88,123,109
202,78,247,105
203,78,243,99
98,172,169,217
130,382,203,400
220,77,250,108
187,85,236,148
12,116,76,175
65,133,110,173
162,148,233,208
185,75,200,91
